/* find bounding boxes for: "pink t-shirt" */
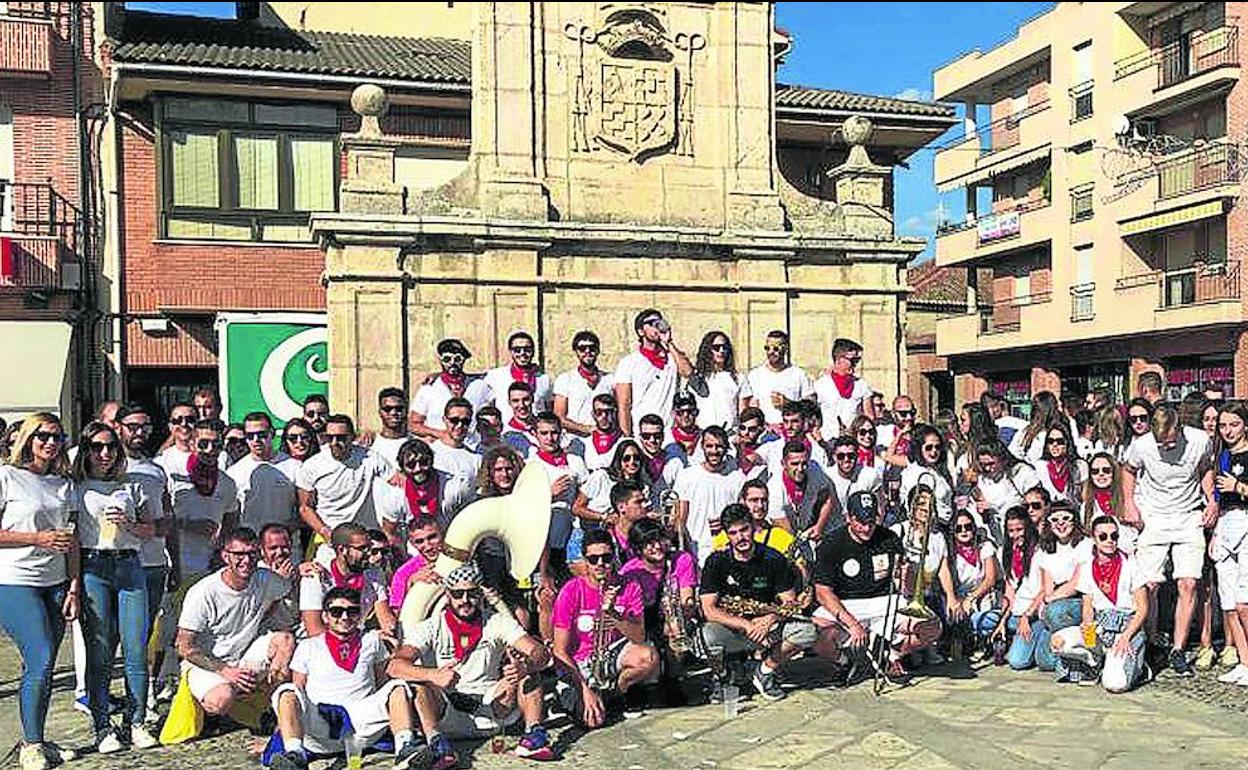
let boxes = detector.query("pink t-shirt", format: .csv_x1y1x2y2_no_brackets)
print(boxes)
388,554,429,610
551,575,644,663
619,552,698,607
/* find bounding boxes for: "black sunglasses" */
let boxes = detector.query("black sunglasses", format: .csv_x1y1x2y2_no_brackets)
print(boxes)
584,553,612,566
1096,531,1119,542
325,434,352,444
225,437,246,445
639,432,663,441
1026,501,1046,510
448,588,481,600
169,416,196,427
326,605,362,619
511,345,535,354
380,404,407,413
575,344,598,353
445,416,471,426
954,523,975,533
1129,414,1149,423
245,430,271,441
710,343,731,352
286,432,312,443
89,440,119,453
121,422,152,432
895,410,915,418
196,439,221,451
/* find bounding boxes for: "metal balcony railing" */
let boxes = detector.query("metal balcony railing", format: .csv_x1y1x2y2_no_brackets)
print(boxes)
1114,24,1239,88
1070,283,1095,321
983,291,1051,335
1156,143,1241,199
933,99,1051,157
1115,260,1241,309
0,180,83,289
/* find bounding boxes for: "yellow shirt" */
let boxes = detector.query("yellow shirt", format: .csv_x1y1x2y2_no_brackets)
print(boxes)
711,524,796,557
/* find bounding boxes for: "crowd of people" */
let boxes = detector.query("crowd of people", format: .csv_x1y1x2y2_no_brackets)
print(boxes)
1,308,1246,770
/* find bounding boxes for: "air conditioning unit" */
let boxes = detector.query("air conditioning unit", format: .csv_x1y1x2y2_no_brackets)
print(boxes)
140,317,172,334
61,261,82,291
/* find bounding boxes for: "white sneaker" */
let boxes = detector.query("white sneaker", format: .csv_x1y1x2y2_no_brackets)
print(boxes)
42,742,78,763
96,729,124,755
130,723,159,750
1216,664,1248,685
19,744,48,770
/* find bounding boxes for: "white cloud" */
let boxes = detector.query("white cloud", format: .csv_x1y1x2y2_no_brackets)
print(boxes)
893,87,932,102
902,215,924,232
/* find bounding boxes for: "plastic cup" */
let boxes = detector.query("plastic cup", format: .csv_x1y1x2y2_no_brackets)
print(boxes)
344,730,364,770
1082,624,1098,649
721,685,739,719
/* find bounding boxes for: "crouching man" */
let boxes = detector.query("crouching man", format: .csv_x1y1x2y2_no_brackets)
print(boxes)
269,587,424,770
388,563,557,768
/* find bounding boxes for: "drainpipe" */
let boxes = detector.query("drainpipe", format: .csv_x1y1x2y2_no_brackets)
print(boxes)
70,5,96,427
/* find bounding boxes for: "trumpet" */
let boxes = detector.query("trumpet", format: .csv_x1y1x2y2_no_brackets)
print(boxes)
586,579,622,692
658,489,685,551
899,473,937,621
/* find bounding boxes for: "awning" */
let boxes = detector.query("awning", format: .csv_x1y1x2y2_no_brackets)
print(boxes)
0,320,72,424
1120,200,1225,237
936,145,1050,193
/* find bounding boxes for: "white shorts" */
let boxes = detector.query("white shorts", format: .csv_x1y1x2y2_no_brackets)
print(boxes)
1212,510,1248,610
183,632,277,701
270,680,409,755
1135,536,1204,584
813,595,892,637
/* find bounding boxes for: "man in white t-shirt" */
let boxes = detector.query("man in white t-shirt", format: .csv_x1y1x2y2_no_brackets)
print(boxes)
814,337,875,441
982,391,1028,448
747,329,814,429
370,387,414,468
767,440,836,540
553,330,615,436
827,436,882,524
296,415,393,543
430,398,482,480
673,427,746,566
227,412,300,530
175,528,295,716
567,393,624,471
484,331,553,425
1120,405,1214,677
268,585,423,770
299,523,397,640
163,420,241,576
659,392,704,484
410,339,491,443
501,382,540,458
613,308,692,436
529,413,590,558
757,401,830,473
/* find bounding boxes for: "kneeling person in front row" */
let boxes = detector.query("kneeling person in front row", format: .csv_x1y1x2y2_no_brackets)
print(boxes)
811,490,941,683
699,503,817,702
270,587,423,770
389,562,556,768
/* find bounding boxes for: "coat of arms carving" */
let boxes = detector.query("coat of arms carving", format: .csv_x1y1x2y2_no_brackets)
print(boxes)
595,60,675,159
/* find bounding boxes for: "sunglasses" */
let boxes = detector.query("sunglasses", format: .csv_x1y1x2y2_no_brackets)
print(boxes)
895,410,915,418
640,432,663,441
954,523,976,533
620,453,642,462
1096,531,1119,542
764,345,786,353
369,547,389,555
196,439,221,451
445,416,471,426
1091,466,1113,476
169,416,196,427
225,437,246,445
711,343,731,352
440,353,465,365
403,459,431,472
1048,515,1075,525
857,429,875,436
325,434,352,444
834,452,856,460
121,422,152,433
326,605,362,619
922,443,941,452
448,588,481,600
1026,501,1046,511
380,404,407,413
305,410,329,419
89,440,119,453
1129,414,1149,424
584,553,612,566
511,345,535,354
1046,436,1067,446
245,430,271,441
575,344,598,353
840,355,862,364
224,549,259,560
286,432,312,443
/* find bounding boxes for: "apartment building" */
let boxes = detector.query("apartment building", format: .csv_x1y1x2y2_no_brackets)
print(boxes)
933,1,1247,411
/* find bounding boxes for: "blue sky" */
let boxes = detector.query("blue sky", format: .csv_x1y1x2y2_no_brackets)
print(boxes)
129,2,1055,260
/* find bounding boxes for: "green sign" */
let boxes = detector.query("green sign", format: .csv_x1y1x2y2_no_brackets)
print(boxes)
217,313,328,425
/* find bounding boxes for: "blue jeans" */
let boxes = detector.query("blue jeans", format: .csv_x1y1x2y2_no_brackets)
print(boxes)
0,582,68,743
1042,597,1083,634
1006,614,1055,671
81,550,150,729
143,565,167,629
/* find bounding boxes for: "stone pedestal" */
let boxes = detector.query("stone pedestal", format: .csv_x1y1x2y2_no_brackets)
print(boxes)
340,135,404,215
826,116,893,240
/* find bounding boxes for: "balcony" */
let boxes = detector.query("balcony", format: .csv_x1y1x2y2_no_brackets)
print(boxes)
933,100,1052,187
1157,142,1240,200
1115,260,1242,329
1113,24,1239,115
1117,143,1240,233
1070,282,1094,322
935,198,1054,267
0,180,82,291
0,3,53,77
935,291,1053,356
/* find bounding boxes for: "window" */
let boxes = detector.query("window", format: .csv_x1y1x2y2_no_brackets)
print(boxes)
159,98,338,242
1070,183,1094,222
1070,42,1093,122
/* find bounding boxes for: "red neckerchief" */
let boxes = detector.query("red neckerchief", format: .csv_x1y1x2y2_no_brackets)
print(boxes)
857,447,875,468
895,433,912,458
638,344,668,370
440,372,466,397
443,608,483,662
591,430,619,455
324,630,362,673
646,452,667,481
737,446,760,474
779,428,812,456
1094,488,1114,515
956,543,980,567
1010,547,1024,582
1092,551,1124,604
671,424,700,454
537,449,568,467
1047,459,1071,494
578,365,601,389
187,452,218,497
329,560,366,592
404,474,440,517
829,371,855,399
510,363,537,390
508,417,534,435
781,471,805,508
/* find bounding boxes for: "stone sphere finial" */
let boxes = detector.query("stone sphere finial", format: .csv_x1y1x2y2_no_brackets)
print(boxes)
351,83,388,138
841,114,874,147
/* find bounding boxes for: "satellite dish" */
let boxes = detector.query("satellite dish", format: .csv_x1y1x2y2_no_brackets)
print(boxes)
1112,115,1131,136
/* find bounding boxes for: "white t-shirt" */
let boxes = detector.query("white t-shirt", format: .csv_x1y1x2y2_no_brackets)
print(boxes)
161,449,241,574
614,350,678,432
484,366,554,425
530,453,590,549
295,447,393,532
291,630,388,706
672,464,745,565
74,478,149,552
1077,551,1145,612
691,371,751,430
899,464,953,524
1008,430,1046,463
227,452,301,530
891,519,949,579
953,541,998,596
1009,551,1043,617
747,365,814,426
568,433,623,472
410,377,491,431
995,415,1028,448
828,465,882,520
977,463,1041,516
370,434,412,469
814,373,872,441
407,608,527,697
1035,458,1088,507
178,568,291,662
766,463,835,533
299,561,388,615
1037,538,1093,588
553,369,615,428
579,469,617,516
431,440,482,481
756,437,830,475
127,456,171,568
0,466,75,587
373,471,472,532
1122,427,1211,542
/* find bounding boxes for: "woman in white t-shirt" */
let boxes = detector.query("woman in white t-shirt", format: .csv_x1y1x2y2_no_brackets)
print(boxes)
968,439,1041,547
0,413,80,767
72,421,158,751
946,509,1001,649
1009,391,1062,462
1035,422,1087,507
1034,501,1092,673
1080,452,1137,555
686,331,751,431
991,506,1046,670
848,415,886,475
896,425,955,524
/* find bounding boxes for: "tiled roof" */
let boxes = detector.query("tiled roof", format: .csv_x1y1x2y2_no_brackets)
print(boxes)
775,84,955,118
111,11,471,86
908,261,991,308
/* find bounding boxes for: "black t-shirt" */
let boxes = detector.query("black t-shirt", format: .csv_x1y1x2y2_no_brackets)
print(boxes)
1218,449,1248,510
812,526,904,601
699,546,796,605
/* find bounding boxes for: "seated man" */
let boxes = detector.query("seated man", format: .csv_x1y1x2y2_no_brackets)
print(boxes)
699,504,816,701
269,587,424,770
301,523,398,639
388,563,556,767
552,529,658,727
388,516,445,614
619,518,698,692
175,527,296,717
811,490,942,684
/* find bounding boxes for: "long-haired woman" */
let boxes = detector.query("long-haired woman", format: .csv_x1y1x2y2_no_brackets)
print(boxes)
1035,420,1086,506
0,413,80,769
688,331,750,431
946,508,1001,657
1034,500,1091,673
1080,451,1136,554
1094,406,1126,459
991,505,1045,670
1011,391,1061,462
1213,401,1248,684
898,425,955,524
1125,398,1155,444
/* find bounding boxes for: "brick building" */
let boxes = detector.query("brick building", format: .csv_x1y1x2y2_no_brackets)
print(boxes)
0,2,100,426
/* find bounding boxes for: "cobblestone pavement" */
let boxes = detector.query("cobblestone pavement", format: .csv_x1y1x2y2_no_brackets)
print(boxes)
4,643,1248,770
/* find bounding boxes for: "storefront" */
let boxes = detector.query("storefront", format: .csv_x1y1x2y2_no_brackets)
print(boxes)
1061,362,1130,406
1163,356,1235,401
989,371,1032,418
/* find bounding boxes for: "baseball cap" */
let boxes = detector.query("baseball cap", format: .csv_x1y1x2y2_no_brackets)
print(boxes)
437,338,472,359
673,392,698,411
847,490,878,524
634,308,664,333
